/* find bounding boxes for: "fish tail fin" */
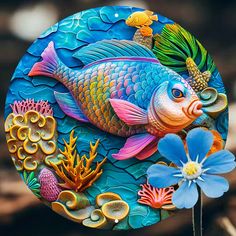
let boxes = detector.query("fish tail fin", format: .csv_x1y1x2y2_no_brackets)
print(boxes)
28,41,62,79
151,15,158,21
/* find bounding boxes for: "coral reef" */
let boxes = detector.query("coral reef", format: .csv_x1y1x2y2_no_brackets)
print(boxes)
153,23,216,74
20,170,41,198
38,168,61,202
50,130,107,192
138,183,176,210
5,100,59,171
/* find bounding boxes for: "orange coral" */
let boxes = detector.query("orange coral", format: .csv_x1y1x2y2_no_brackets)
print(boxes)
207,130,224,156
5,100,58,171
138,183,175,210
50,130,106,192
140,26,153,37
183,129,224,157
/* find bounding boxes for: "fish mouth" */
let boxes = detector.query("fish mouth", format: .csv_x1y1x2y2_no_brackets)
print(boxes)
183,100,203,119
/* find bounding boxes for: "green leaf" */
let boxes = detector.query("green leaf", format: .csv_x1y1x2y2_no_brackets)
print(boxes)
153,23,216,74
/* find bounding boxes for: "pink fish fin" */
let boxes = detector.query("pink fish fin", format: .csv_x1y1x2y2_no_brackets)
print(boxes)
54,91,89,123
112,133,156,160
28,41,61,79
136,138,158,160
109,99,148,125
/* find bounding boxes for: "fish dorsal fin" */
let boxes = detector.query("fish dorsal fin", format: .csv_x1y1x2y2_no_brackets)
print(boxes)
144,10,154,16
73,40,156,65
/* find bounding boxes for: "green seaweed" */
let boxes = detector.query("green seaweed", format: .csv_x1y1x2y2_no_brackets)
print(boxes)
21,171,41,198
153,23,216,73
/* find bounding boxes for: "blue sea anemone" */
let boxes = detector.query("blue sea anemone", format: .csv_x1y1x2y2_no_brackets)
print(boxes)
147,128,235,209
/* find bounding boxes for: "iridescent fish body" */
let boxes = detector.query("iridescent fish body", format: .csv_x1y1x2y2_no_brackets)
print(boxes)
29,40,203,160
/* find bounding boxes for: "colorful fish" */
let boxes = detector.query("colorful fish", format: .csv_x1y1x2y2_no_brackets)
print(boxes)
28,40,203,160
126,10,158,28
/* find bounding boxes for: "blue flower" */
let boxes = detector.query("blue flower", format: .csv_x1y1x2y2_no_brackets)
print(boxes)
147,128,236,209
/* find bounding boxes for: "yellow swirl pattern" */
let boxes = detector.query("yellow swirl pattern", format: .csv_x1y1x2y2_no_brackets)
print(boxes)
5,110,60,171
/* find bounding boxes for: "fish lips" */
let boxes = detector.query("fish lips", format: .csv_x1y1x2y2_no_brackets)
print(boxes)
183,100,203,119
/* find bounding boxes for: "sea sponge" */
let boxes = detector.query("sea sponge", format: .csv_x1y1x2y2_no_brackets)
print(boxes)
38,168,61,202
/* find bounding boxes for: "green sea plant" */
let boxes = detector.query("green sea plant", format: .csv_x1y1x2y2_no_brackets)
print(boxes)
153,23,216,74
21,170,41,198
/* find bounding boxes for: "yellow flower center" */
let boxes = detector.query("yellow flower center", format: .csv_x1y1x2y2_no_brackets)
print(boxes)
182,161,202,180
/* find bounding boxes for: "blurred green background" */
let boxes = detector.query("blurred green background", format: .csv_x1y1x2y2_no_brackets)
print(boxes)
0,0,236,236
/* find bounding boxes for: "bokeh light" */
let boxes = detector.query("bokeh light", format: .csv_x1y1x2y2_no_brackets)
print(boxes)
9,3,58,42
110,0,148,9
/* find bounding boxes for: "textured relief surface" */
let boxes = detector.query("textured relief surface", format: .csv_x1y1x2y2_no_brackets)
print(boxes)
4,6,228,230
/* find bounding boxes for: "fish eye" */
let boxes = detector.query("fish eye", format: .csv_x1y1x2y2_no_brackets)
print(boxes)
172,88,184,98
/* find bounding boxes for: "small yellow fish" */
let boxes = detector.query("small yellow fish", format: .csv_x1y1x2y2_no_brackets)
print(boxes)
126,10,158,28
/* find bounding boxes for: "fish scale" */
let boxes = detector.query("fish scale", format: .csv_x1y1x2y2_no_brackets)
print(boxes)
35,54,180,137
58,60,167,137
28,40,202,160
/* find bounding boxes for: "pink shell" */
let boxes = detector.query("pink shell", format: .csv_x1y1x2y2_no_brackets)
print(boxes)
11,99,53,116
38,168,61,202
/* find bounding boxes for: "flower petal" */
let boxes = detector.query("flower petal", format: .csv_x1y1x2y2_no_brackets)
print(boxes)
196,174,229,198
172,181,198,209
203,150,236,174
147,164,182,188
158,134,188,166
186,128,213,162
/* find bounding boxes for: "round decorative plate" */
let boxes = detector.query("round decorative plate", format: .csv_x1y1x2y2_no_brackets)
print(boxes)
4,6,228,230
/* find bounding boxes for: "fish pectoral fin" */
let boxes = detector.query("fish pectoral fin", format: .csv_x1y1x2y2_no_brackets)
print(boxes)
112,133,157,160
109,99,148,125
145,19,153,25
136,139,158,160
54,91,89,123
134,17,139,24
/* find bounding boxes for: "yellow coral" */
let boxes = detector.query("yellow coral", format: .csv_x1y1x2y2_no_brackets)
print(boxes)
5,110,59,171
50,130,107,192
